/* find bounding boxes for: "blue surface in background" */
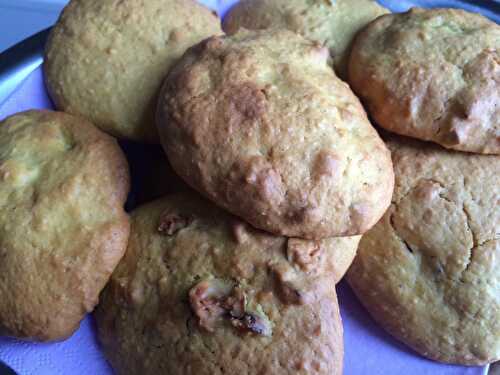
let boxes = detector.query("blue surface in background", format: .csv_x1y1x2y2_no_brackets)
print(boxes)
0,1,65,53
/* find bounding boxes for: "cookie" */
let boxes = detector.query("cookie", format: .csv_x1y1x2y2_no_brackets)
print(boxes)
222,0,389,78
157,29,394,239
348,8,500,154
346,134,500,365
96,193,347,374
125,145,352,274
44,0,222,143
0,110,130,341
328,235,361,284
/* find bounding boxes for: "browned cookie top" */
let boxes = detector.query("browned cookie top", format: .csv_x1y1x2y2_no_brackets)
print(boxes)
157,29,394,239
349,8,500,154
223,0,389,78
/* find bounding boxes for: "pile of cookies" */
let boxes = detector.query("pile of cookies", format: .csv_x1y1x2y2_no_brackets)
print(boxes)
0,0,497,373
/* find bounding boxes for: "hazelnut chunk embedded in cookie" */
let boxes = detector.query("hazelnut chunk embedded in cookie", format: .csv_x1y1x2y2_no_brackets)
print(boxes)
271,263,307,305
189,279,233,332
277,281,305,305
230,311,272,337
287,239,322,272
158,212,193,235
189,279,272,336
231,221,250,244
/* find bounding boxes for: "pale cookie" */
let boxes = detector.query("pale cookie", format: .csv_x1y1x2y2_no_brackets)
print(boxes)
347,134,500,365
45,0,222,142
96,193,350,374
157,29,394,239
223,0,389,78
349,8,500,154
0,110,130,341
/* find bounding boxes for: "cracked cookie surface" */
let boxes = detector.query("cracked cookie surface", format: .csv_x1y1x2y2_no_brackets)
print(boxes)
346,134,500,365
45,0,222,142
0,110,130,341
96,193,349,375
348,8,500,154
222,0,389,78
157,29,394,239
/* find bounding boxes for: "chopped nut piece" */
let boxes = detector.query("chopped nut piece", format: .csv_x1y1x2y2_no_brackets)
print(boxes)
188,279,232,332
286,239,322,272
278,281,305,305
270,262,306,305
189,279,272,336
158,212,193,235
222,287,246,318
231,221,249,244
231,312,272,337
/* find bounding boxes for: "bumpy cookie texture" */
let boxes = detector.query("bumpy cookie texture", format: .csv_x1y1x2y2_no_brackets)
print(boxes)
349,8,500,154
96,193,348,375
157,29,394,239
223,0,389,78
290,235,361,284
347,134,500,365
0,110,130,341
45,0,222,143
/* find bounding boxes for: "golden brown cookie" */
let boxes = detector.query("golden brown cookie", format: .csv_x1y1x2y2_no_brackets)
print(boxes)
45,0,222,143
0,110,130,341
223,0,389,78
123,145,359,280
349,8,500,154
157,29,394,240
96,193,347,374
288,235,361,285
347,134,500,365
331,236,361,284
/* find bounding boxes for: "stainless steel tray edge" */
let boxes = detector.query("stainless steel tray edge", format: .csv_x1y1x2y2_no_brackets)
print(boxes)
0,28,50,107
